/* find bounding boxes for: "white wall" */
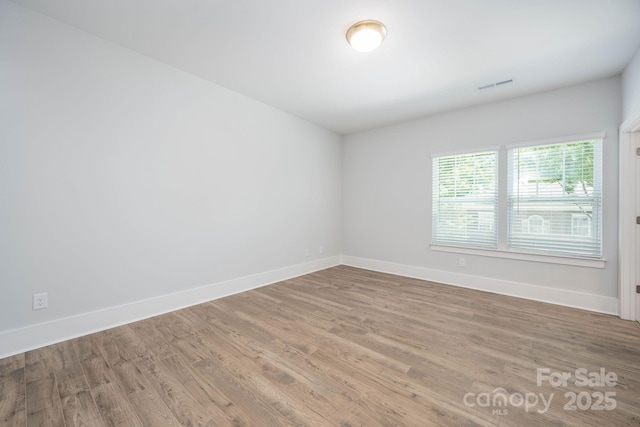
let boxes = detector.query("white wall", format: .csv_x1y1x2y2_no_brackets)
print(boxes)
343,77,621,311
0,0,341,354
622,47,640,123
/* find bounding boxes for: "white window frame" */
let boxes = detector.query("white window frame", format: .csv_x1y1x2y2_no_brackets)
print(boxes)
431,132,606,269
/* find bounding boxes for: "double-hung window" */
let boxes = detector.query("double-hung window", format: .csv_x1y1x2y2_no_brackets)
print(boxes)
432,150,498,249
507,138,602,258
431,133,603,261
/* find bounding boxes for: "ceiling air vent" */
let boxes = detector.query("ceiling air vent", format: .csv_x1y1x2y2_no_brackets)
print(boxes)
478,78,514,91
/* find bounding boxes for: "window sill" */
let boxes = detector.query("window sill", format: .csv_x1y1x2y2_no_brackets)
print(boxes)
430,244,606,269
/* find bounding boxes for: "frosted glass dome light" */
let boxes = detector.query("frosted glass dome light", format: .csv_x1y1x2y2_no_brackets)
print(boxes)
346,20,387,53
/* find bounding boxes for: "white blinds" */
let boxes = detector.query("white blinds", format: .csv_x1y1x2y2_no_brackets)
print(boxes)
507,139,602,258
432,151,498,249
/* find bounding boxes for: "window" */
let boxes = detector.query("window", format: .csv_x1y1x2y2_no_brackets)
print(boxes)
571,214,592,237
432,150,498,249
508,139,602,258
523,215,550,234
431,134,603,261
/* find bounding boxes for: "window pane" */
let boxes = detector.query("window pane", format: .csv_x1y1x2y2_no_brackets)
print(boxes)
433,151,497,248
507,140,602,258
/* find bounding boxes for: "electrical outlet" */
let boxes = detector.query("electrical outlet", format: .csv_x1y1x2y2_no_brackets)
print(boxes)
319,246,324,254
459,258,466,267
305,248,310,257
33,293,48,310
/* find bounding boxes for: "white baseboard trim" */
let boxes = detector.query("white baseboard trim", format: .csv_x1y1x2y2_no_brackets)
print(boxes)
1,254,619,359
0,256,341,359
341,255,619,316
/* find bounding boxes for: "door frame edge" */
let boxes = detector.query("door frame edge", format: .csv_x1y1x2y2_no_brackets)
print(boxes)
618,113,640,320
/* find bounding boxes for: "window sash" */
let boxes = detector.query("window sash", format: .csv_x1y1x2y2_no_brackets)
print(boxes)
432,151,498,249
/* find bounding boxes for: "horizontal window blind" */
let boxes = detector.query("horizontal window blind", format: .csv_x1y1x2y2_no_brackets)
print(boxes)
507,139,602,257
432,151,498,249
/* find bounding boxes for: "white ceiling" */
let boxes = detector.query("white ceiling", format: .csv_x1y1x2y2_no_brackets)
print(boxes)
9,0,640,134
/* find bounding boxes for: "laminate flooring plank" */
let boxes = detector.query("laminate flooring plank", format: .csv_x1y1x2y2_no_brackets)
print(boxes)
257,286,504,386
24,347,65,427
159,354,253,426
73,336,144,427
193,324,340,426
188,323,320,426
192,304,276,345
149,313,196,344
49,341,104,427
0,354,26,426
0,354,24,374
201,306,456,426
91,331,181,427
190,357,291,426
109,325,217,427
127,318,179,361
308,340,495,427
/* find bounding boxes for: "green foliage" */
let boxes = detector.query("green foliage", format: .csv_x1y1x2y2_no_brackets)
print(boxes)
514,141,594,196
436,152,496,198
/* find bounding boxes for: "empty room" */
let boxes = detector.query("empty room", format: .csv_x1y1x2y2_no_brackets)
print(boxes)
2,0,640,425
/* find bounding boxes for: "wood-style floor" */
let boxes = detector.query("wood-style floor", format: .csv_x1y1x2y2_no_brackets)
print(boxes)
1,266,640,426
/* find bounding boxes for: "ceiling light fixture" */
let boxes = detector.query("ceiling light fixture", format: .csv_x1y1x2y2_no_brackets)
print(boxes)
346,20,387,53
